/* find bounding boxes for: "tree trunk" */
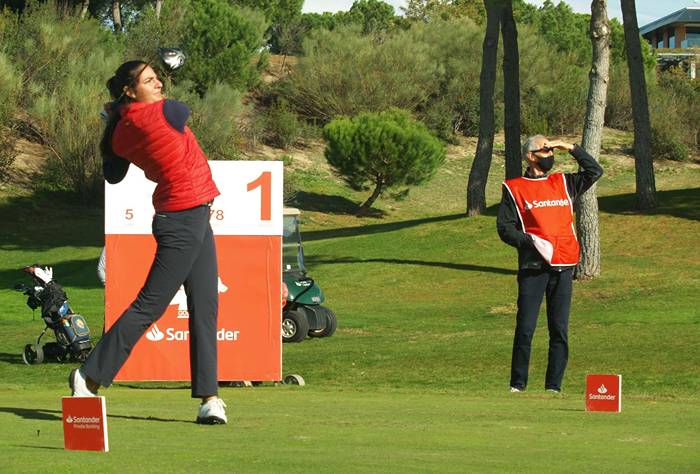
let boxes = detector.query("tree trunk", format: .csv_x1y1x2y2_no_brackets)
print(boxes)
155,0,163,19
358,178,384,216
621,0,657,209
501,0,521,180
467,0,503,216
575,0,610,281
80,0,90,19
112,1,123,33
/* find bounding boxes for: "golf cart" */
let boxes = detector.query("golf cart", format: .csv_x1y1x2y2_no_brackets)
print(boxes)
282,208,337,343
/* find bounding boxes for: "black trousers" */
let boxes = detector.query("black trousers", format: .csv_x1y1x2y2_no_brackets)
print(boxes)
83,204,219,398
510,267,573,391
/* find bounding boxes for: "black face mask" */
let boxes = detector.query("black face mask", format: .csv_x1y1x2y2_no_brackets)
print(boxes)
537,156,554,172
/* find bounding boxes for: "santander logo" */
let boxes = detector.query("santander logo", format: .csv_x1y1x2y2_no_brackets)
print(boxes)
65,415,100,424
146,324,165,342
524,198,569,210
589,383,616,400
145,322,240,343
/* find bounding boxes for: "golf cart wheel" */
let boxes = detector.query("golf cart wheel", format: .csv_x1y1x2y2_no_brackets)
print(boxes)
308,307,337,338
283,374,305,386
22,344,44,365
282,310,309,343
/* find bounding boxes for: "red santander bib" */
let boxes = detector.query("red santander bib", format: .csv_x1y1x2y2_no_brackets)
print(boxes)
503,173,579,266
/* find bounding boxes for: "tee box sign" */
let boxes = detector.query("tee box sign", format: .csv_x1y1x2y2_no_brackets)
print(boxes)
586,374,622,412
62,396,109,452
105,161,283,382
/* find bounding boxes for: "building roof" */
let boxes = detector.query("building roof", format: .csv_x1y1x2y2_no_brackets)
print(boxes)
639,7,700,35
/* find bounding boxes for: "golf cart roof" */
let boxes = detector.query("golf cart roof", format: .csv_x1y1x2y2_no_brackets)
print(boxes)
283,207,301,216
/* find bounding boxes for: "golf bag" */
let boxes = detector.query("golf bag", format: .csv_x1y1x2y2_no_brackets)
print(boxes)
14,264,93,365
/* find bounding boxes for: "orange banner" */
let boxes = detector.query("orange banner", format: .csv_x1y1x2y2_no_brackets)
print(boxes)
105,234,281,382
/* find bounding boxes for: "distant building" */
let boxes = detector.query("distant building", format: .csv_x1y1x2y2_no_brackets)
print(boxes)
640,6,700,78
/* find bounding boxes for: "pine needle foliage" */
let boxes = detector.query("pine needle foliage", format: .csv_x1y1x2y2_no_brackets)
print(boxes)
323,108,445,214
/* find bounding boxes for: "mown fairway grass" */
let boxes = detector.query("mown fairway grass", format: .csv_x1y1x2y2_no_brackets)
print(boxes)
0,134,698,472
2,387,698,473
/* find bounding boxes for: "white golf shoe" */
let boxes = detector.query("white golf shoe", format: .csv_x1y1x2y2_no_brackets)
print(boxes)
69,368,97,397
196,398,227,425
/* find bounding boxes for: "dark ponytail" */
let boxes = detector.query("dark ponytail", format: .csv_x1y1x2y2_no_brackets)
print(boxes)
100,61,148,163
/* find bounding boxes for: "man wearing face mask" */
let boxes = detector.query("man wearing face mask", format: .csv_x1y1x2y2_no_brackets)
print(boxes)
497,135,603,393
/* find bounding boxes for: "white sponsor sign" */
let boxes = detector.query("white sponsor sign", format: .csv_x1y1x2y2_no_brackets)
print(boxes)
105,161,283,236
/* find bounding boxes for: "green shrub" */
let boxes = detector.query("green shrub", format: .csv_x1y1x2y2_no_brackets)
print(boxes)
419,98,459,143
540,59,588,135
29,50,119,198
323,108,445,214
179,0,268,94
606,65,698,160
604,63,633,131
0,8,18,54
281,17,593,139
0,132,16,182
281,155,299,205
8,3,121,105
650,126,689,162
5,3,122,200
123,0,190,66
281,25,439,123
120,0,277,99
654,69,700,155
342,0,396,34
0,51,20,126
171,81,243,161
637,68,699,162
0,52,22,180
517,25,588,136
262,100,302,149
406,18,485,139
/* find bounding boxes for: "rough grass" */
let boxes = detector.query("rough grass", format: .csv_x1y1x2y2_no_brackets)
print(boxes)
0,130,698,471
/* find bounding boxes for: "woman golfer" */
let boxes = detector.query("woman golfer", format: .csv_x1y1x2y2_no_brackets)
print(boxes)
69,60,227,425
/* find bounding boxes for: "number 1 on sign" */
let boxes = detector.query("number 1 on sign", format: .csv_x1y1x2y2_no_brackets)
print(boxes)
247,171,271,221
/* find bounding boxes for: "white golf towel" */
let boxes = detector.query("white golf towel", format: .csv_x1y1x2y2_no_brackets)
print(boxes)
529,234,554,264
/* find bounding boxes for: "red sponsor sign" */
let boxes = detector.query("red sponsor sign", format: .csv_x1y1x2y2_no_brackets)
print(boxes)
586,374,622,412
62,396,109,452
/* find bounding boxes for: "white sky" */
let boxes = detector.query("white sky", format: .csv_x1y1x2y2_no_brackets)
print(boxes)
301,1,698,27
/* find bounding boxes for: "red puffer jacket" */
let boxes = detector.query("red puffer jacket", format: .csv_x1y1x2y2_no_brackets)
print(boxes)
112,100,219,212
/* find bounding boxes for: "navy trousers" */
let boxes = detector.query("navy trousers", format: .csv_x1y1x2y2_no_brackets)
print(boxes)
509,268,573,391
82,204,219,398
